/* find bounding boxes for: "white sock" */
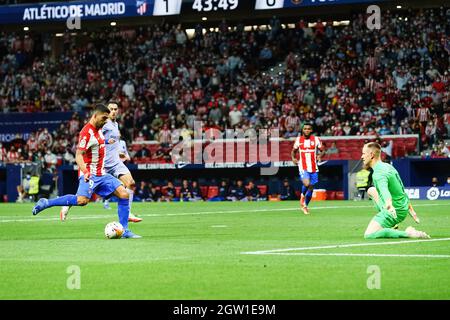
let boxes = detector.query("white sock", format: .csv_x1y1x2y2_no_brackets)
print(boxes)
104,199,109,206
127,188,134,213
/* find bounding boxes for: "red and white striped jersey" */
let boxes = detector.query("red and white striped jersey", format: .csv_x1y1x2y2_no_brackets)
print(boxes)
77,123,106,177
416,107,430,122
293,135,324,173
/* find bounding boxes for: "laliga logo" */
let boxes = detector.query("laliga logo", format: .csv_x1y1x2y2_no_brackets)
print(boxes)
426,187,440,201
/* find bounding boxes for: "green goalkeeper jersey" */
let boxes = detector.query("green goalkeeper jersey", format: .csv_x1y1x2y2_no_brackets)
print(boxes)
372,161,409,212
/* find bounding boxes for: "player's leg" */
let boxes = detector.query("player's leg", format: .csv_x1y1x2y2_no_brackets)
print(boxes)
408,202,420,223
112,185,141,238
33,193,90,216
364,212,429,239
300,178,310,214
103,198,111,210
119,172,142,223
59,177,100,221
302,172,318,214
97,174,141,238
33,175,96,215
299,171,310,210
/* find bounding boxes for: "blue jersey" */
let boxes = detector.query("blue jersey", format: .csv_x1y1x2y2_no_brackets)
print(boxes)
103,119,121,168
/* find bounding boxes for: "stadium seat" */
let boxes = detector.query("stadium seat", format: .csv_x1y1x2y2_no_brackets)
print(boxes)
326,191,336,200
200,186,209,199
207,186,219,199
175,187,181,198
257,185,268,196
335,191,345,200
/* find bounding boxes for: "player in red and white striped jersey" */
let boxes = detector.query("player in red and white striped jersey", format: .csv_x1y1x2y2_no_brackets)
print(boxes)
291,123,326,214
77,122,106,177
32,104,141,238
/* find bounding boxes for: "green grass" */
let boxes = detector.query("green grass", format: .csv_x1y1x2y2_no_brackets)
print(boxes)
0,200,449,299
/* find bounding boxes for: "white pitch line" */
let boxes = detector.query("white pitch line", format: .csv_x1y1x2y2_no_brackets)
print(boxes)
0,203,447,223
255,252,450,259
241,237,450,255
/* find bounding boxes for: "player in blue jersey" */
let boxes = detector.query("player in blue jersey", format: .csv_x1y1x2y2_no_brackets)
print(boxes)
60,101,142,223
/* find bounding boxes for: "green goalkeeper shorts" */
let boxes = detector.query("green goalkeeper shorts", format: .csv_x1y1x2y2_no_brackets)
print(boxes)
373,209,408,228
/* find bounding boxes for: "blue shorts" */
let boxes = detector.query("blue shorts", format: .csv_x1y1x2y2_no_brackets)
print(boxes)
76,174,122,199
299,171,319,186
105,162,131,178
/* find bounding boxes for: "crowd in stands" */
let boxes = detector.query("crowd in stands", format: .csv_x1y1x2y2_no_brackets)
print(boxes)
132,178,298,202
0,7,449,166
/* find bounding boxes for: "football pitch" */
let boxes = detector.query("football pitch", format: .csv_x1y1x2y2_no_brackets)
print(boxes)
0,200,449,300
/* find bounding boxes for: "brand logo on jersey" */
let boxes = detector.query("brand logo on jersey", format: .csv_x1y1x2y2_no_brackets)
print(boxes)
291,0,303,5
426,187,440,200
79,137,87,148
136,0,147,15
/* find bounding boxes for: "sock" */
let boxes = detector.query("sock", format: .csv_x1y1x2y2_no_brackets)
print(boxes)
301,185,308,195
118,198,130,230
365,228,408,239
103,199,109,206
47,195,78,207
305,189,313,206
127,188,134,213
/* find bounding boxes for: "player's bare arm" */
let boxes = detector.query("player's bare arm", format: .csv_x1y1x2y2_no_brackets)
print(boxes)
75,149,90,182
291,148,298,164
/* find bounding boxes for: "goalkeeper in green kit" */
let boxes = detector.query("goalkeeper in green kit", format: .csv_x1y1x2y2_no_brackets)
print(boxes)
361,142,430,239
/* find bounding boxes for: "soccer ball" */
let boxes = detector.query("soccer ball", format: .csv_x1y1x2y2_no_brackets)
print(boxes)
104,221,124,239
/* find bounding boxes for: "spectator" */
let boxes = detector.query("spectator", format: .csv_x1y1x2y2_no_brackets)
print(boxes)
280,178,296,200
44,149,57,170
162,181,176,202
135,181,150,202
213,180,229,201
325,142,339,156
16,173,39,203
381,140,393,162
6,146,19,163
284,125,298,138
0,143,6,163
228,179,246,201
229,106,242,127
355,168,371,200
63,148,75,165
135,146,151,159
431,177,439,187
246,181,261,201
190,181,203,201
180,179,191,201
16,173,31,203
159,124,172,148
122,80,135,100
148,185,163,202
